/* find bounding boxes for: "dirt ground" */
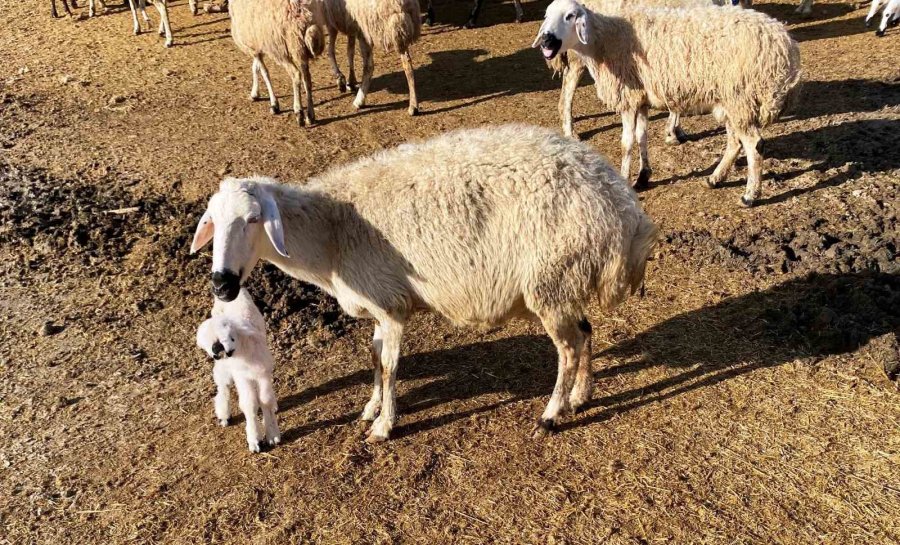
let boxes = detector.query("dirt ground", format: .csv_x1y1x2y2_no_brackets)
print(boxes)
1,0,899,543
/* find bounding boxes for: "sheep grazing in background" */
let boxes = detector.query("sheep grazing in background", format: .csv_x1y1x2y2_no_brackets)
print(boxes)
322,0,421,115
869,0,900,36
189,124,657,442
535,0,801,207
51,0,76,18
196,288,280,453
230,0,326,126
548,0,729,145
423,0,523,28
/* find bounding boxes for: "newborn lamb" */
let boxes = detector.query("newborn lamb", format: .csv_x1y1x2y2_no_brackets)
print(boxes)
196,288,280,452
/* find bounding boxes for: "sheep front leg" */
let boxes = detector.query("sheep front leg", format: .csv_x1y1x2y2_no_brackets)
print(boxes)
212,362,232,426
619,109,638,185
533,317,583,438
512,0,524,22
154,0,174,47
568,318,593,412
257,375,281,447
559,56,585,140
361,324,383,421
250,58,261,101
256,56,280,114
866,0,884,27
366,319,404,443
737,127,764,207
327,30,348,92
664,112,687,145
352,38,374,111
400,50,418,116
189,0,198,15
634,106,652,190
707,122,740,189
289,67,305,127
234,378,263,452
346,33,358,91
300,61,315,126
127,0,142,34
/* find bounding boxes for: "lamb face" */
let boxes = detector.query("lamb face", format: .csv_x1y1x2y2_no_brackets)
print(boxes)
190,179,288,302
533,0,587,61
196,318,241,360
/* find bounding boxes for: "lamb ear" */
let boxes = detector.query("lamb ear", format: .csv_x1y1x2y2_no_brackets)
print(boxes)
258,188,289,258
531,21,547,48
190,210,214,254
576,12,590,45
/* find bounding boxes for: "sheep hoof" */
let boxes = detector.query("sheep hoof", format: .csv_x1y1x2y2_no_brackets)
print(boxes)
876,29,885,36
865,19,872,28
305,115,316,127
164,40,173,48
425,7,435,25
531,418,556,439
249,93,260,101
635,168,652,190
218,418,230,427
740,195,755,208
296,112,305,127
338,80,347,93
247,441,261,453
408,105,419,116
352,98,365,110
365,430,389,444
464,19,476,29
270,104,280,115
267,435,281,446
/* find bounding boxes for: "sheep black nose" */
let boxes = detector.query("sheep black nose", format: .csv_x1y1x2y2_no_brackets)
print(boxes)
212,340,225,359
211,270,241,302
226,349,235,357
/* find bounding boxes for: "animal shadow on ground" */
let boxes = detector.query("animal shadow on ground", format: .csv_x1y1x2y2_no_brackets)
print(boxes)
425,0,544,28
753,2,857,26
761,117,899,205
792,79,900,120
370,47,558,113
279,272,899,441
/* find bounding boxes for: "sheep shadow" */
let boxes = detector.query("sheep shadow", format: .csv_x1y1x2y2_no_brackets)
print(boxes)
279,272,899,441
760,117,899,205
753,1,857,25
425,0,544,28
792,78,900,120
370,47,558,111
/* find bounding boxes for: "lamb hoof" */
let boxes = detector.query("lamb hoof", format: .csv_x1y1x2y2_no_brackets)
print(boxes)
876,29,885,36
270,104,280,115
250,93,260,102
740,195,755,208
408,105,419,116
352,98,365,110
248,441,261,453
267,435,281,446
164,40,173,48
634,169,652,190
218,418,230,427
531,418,556,439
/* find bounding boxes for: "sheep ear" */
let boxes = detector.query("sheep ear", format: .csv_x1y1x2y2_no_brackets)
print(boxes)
531,22,547,48
576,12,590,45
190,210,214,254
258,188,289,258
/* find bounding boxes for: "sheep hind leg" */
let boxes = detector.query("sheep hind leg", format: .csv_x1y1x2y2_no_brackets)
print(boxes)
737,127,764,207
128,0,141,34
154,0,173,47
706,122,740,189
300,61,315,126
513,0,524,22
361,324,384,422
568,318,593,412
288,67,305,127
327,31,347,92
533,315,583,438
352,39,373,111
366,318,405,443
346,33,358,91
465,0,483,28
634,106,652,190
249,57,261,101
865,0,884,27
619,109,638,186
664,112,688,145
213,363,232,426
258,375,281,446
424,0,435,25
559,56,585,140
400,50,418,116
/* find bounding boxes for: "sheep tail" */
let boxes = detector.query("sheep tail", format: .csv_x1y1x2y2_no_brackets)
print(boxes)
381,9,421,53
625,214,658,297
760,40,803,125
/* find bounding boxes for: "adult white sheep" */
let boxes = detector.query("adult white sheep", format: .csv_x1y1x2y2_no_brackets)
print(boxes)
230,0,326,126
196,288,281,453
535,0,801,207
322,0,421,115
549,0,729,145
189,124,657,442
870,0,900,36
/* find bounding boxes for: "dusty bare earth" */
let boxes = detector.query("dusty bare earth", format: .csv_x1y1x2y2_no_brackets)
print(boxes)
1,0,899,543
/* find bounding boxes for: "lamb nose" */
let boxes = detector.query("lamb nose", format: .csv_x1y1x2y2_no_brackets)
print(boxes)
212,341,225,357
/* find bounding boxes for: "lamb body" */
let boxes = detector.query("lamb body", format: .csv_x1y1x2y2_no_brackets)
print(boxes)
230,0,326,126
196,289,280,452
321,0,421,115
190,124,657,442
536,0,801,206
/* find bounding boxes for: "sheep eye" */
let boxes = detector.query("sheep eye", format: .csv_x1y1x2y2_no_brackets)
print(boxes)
230,337,235,342
565,12,575,21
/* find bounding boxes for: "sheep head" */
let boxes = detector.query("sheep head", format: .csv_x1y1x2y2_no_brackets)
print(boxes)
197,316,243,360
190,177,289,302
533,0,590,61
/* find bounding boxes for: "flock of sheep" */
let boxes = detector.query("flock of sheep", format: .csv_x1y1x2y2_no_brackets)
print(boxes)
49,0,896,451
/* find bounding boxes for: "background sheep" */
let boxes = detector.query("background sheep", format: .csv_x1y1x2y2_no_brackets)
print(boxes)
550,0,727,144
322,0,421,115
230,0,326,126
870,0,900,35
51,0,75,18
189,124,657,442
196,289,280,453
535,0,801,207
423,0,524,28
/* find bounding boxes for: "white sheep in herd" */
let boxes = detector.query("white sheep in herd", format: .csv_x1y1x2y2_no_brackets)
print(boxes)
549,0,729,145
189,124,657,442
321,0,421,115
230,0,326,126
534,0,802,207
868,0,900,36
196,288,281,453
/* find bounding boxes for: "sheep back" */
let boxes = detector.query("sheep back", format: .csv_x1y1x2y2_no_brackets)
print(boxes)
230,0,324,65
293,124,655,324
346,0,421,53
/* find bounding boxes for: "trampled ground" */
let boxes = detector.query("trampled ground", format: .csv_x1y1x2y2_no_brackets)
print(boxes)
1,0,899,543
